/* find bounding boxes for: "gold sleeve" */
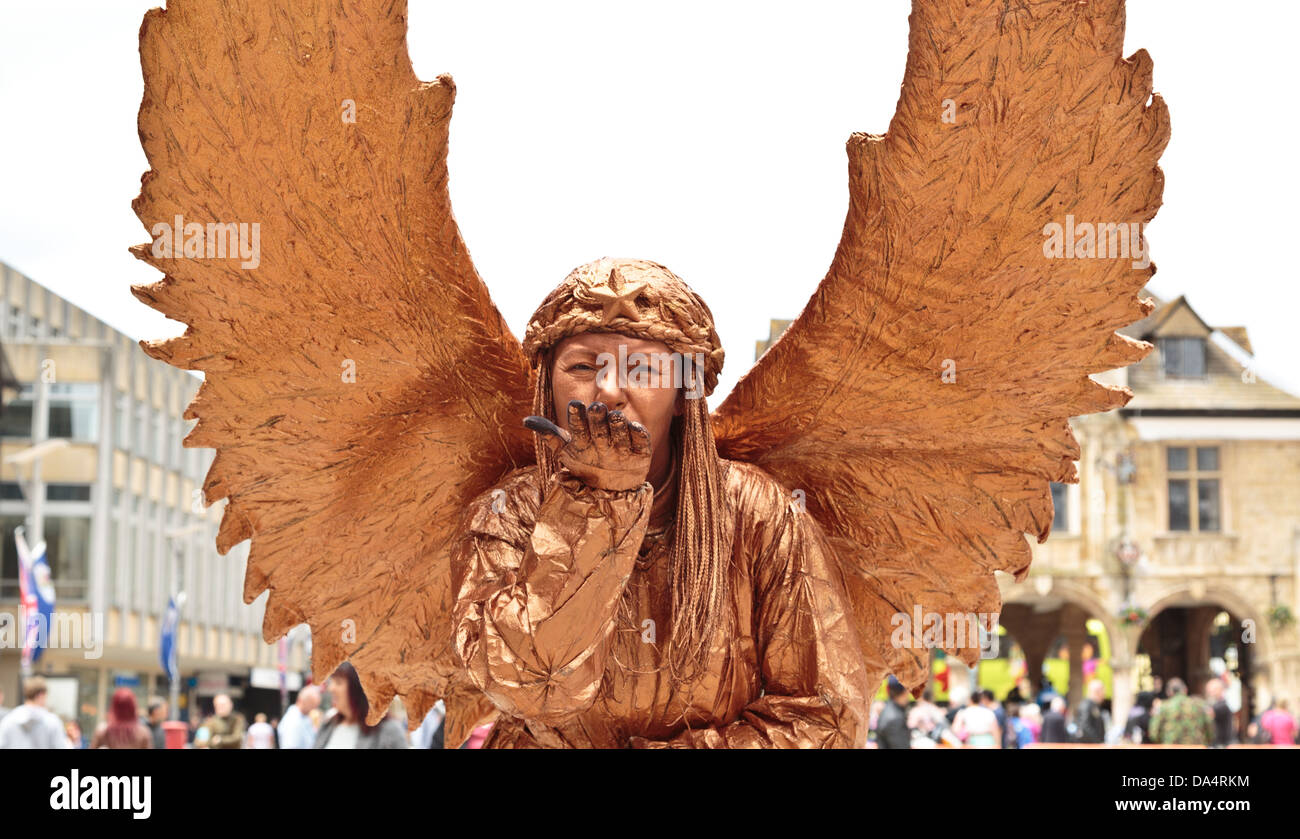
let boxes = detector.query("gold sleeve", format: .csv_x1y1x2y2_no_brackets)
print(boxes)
451,472,652,726
632,476,869,749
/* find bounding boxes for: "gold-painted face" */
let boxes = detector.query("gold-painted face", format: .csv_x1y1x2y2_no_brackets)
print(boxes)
550,332,684,487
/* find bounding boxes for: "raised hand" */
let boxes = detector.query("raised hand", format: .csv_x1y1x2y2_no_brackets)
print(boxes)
525,401,652,491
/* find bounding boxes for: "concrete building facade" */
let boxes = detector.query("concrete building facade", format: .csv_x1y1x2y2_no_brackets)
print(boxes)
0,261,307,736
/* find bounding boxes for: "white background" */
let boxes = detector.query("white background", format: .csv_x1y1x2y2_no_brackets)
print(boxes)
0,0,1295,402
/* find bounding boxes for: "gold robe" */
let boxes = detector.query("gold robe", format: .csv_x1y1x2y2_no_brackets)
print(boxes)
451,458,869,748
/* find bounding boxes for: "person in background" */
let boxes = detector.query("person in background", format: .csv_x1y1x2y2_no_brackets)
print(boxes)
145,697,168,750
980,690,1008,745
411,700,446,749
1003,677,1031,706
1002,697,1022,749
245,712,276,748
0,676,71,749
945,685,969,727
875,676,912,749
1012,703,1041,747
1080,642,1098,682
906,689,951,746
277,685,321,749
1257,699,1298,746
1124,691,1155,743
1035,678,1060,709
386,698,410,736
64,718,85,749
204,693,246,749
1149,677,1213,746
1040,696,1070,743
90,689,152,749
1221,670,1244,738
953,690,1000,748
1074,679,1108,744
0,688,9,725
1205,678,1234,747
313,662,407,749
868,699,885,736
460,723,494,749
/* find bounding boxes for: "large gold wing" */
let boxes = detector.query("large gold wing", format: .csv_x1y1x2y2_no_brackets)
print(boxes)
131,0,533,726
713,0,1169,691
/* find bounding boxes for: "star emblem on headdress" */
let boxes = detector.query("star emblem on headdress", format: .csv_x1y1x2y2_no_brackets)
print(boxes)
585,266,647,325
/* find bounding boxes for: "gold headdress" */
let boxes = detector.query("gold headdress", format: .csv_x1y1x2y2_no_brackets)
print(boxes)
522,257,725,397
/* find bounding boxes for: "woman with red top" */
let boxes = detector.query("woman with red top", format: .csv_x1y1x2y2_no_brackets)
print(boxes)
90,689,152,749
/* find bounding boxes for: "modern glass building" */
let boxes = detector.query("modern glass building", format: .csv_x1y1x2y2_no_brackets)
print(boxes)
0,261,308,736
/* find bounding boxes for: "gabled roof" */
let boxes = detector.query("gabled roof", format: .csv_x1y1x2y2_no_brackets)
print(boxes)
1144,295,1213,338
1119,293,1300,413
1216,326,1252,355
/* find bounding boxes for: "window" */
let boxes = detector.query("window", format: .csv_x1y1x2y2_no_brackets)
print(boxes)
1049,482,1069,532
134,403,148,455
0,397,33,437
142,501,155,611
1159,337,1207,379
1167,445,1221,532
48,383,101,441
108,513,119,605
45,515,92,601
0,514,22,598
0,383,100,441
171,417,185,470
46,483,92,502
115,393,130,449
128,496,140,608
0,514,91,601
153,411,165,464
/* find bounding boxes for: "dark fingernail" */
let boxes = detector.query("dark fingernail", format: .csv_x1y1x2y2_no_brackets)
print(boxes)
524,415,567,440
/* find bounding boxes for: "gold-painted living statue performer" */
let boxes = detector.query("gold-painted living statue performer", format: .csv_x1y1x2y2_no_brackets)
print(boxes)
130,0,1169,747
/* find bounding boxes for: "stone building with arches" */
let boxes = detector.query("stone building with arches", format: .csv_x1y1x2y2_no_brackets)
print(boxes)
992,292,1300,730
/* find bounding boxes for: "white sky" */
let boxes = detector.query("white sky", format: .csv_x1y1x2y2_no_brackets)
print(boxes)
0,0,1296,402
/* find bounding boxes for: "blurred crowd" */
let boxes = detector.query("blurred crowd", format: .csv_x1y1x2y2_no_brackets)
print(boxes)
0,663,488,749
6,667,1296,749
869,674,1299,748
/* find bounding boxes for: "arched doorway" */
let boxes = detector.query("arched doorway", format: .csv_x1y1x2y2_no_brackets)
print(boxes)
999,580,1129,719
1140,591,1260,741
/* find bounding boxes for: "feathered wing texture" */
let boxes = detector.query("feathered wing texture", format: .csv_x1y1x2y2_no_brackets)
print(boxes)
131,0,533,726
713,0,1168,691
